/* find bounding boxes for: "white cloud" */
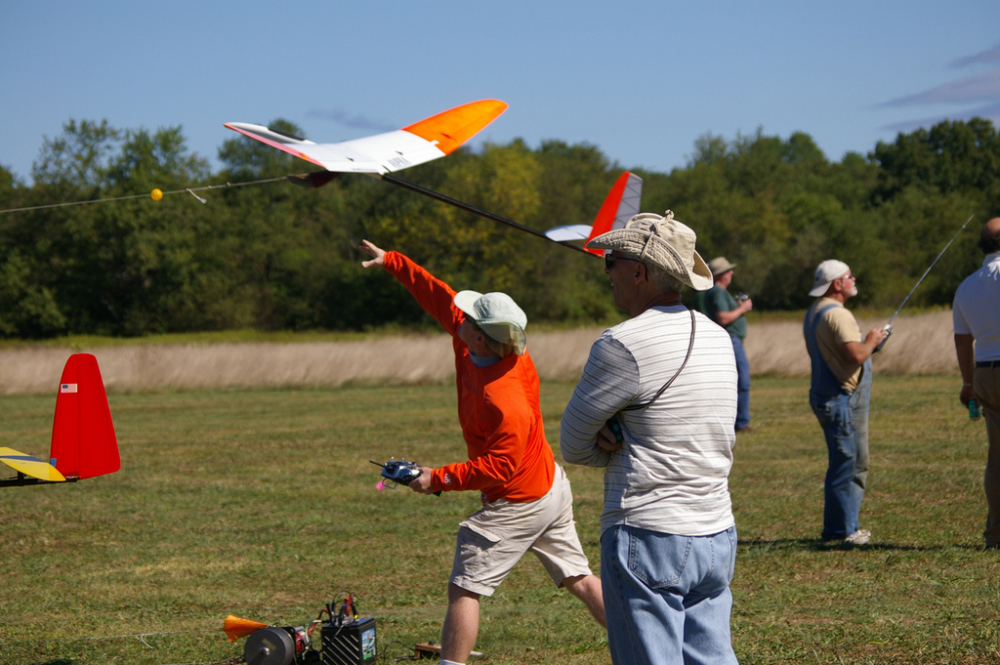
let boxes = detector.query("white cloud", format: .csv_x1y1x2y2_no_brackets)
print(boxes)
881,101,1000,133
878,42,1000,134
884,68,1000,107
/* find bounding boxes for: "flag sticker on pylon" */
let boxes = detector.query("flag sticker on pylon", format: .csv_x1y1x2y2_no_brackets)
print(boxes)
60,383,78,393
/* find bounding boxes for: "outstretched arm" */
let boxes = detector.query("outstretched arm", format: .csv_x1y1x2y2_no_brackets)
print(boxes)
358,239,464,336
358,239,386,269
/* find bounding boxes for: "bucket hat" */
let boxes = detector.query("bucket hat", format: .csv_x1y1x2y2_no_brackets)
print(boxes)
586,211,713,291
707,257,737,275
453,291,527,355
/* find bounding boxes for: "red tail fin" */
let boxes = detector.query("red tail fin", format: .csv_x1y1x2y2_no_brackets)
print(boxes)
50,354,120,480
584,171,644,255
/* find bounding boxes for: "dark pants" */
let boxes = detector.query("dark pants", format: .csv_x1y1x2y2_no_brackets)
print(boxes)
732,336,750,430
976,366,1000,547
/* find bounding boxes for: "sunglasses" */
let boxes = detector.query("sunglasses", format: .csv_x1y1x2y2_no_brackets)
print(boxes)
605,254,640,270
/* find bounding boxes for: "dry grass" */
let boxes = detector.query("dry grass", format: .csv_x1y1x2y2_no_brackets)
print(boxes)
746,309,959,376
0,311,958,395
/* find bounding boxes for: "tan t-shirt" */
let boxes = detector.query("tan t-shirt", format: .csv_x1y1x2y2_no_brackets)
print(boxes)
807,297,863,392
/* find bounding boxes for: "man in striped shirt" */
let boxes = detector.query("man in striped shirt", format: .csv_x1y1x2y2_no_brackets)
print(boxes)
561,212,739,665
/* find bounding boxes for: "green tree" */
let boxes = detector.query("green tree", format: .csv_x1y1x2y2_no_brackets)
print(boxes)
871,118,1000,214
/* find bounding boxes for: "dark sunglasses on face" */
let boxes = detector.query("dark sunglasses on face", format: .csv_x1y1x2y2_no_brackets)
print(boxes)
605,254,640,270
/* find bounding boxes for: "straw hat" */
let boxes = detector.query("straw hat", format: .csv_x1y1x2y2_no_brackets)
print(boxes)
586,211,714,291
453,290,528,355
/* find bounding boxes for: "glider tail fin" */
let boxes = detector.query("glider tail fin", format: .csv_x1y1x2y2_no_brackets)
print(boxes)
49,354,120,480
584,171,643,255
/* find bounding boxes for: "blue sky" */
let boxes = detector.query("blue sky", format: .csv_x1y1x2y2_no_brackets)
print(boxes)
2,1,999,185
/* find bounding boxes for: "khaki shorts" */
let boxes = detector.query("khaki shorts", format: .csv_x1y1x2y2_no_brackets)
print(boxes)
450,465,593,596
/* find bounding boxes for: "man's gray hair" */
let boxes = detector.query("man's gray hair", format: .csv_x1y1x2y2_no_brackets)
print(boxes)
646,262,686,294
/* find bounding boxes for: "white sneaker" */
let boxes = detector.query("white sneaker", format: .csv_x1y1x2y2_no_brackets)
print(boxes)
843,529,871,546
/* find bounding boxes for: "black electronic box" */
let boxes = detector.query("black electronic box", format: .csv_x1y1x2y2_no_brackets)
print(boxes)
321,617,376,665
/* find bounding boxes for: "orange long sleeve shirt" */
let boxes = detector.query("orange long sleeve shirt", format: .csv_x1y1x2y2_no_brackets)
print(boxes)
383,251,555,503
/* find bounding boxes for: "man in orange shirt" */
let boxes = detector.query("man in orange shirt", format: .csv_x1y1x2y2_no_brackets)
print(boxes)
360,240,604,665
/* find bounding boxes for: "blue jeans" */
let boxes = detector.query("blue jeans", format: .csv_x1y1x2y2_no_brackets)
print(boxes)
810,371,871,540
601,525,739,665
732,337,750,430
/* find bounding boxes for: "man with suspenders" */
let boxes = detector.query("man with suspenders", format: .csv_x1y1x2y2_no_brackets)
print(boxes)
803,260,889,545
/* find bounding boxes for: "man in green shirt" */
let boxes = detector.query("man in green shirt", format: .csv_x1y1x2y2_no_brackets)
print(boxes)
699,257,753,432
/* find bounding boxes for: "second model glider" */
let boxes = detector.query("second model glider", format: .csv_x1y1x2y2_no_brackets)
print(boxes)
0,353,120,488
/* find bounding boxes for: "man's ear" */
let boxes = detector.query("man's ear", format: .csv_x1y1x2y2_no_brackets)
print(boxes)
635,261,648,283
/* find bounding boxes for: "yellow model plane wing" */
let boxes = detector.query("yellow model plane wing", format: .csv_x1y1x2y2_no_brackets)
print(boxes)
0,447,67,482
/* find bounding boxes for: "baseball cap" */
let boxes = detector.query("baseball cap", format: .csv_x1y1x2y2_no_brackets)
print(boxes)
809,260,851,297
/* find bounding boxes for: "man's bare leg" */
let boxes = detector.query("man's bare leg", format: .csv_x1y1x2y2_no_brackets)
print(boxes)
441,583,481,664
563,574,606,628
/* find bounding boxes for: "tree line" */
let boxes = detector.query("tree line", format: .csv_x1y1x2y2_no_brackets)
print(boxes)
1,117,998,338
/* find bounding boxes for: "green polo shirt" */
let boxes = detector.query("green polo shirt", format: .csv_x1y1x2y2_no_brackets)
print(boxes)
701,285,747,340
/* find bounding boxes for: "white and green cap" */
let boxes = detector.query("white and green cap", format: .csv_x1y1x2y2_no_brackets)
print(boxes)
453,290,527,355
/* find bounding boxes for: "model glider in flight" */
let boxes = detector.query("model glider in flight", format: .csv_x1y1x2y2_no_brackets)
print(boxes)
226,100,595,256
0,353,120,488
225,99,508,175
544,171,643,255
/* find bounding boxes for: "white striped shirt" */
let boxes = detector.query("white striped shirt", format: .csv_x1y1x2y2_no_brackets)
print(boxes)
560,305,737,536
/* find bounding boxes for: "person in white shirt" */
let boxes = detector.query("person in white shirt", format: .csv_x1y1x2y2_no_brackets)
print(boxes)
953,217,1000,549
560,211,739,665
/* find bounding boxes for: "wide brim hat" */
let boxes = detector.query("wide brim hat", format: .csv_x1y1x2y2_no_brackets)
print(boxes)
707,256,737,275
453,290,528,355
809,259,850,297
586,211,714,291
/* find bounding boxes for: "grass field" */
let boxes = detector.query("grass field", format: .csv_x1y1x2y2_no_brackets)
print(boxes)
1,375,997,664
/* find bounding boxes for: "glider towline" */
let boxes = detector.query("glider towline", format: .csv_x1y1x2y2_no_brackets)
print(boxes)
872,213,977,353
0,353,120,488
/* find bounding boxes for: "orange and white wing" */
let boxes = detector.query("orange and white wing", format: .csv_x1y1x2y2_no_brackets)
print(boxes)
225,99,507,174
